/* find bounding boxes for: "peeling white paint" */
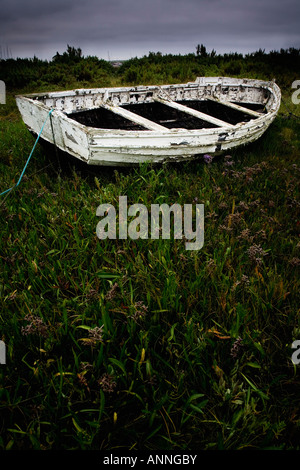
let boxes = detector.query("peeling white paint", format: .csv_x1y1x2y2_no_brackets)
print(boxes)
16,77,281,166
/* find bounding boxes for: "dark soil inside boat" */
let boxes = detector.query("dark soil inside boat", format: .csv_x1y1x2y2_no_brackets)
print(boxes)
68,102,218,130
68,99,265,130
122,102,217,129
176,100,265,124
67,107,147,131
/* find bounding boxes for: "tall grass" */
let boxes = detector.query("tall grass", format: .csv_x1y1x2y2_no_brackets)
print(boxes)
0,52,299,451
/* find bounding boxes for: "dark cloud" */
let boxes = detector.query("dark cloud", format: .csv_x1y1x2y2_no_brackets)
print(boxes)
0,0,299,60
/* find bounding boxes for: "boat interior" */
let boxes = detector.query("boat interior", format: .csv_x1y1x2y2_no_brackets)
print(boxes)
29,79,272,132
68,99,266,131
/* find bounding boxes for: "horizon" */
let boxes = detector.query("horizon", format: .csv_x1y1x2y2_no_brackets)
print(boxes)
1,44,299,63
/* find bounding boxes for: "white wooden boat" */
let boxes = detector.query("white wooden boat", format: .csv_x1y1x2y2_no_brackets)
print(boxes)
16,77,281,166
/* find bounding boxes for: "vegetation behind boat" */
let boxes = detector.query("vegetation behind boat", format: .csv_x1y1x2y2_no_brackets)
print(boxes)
1,46,299,93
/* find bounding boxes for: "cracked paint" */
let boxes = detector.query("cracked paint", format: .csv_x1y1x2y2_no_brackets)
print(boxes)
16,77,281,167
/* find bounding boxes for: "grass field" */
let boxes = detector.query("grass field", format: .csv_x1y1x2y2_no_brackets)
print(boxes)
0,51,299,451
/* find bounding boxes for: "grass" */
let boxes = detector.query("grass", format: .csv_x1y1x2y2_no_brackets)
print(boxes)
0,60,300,451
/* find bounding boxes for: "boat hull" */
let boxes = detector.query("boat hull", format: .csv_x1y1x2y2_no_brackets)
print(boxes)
16,77,281,166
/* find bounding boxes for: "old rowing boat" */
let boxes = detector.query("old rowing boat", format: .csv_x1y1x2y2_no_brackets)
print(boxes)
16,76,281,166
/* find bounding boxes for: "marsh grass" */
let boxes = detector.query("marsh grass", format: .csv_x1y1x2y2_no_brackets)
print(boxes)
0,54,299,451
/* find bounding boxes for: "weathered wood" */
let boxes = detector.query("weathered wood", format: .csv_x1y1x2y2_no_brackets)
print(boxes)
207,96,263,118
16,77,281,167
154,96,234,128
101,103,170,132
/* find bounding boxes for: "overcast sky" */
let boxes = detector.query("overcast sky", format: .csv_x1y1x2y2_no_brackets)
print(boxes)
0,0,299,61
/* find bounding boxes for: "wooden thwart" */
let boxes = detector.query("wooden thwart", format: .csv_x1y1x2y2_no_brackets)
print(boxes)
101,103,170,132
207,96,263,118
155,97,234,128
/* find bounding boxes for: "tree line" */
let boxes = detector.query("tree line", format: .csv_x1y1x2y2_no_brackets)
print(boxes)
1,45,299,91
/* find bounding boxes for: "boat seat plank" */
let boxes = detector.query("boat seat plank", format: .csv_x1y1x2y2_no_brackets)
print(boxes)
207,97,263,117
101,103,170,132
154,97,234,128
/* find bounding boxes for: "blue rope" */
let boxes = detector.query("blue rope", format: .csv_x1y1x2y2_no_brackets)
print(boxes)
0,109,54,197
